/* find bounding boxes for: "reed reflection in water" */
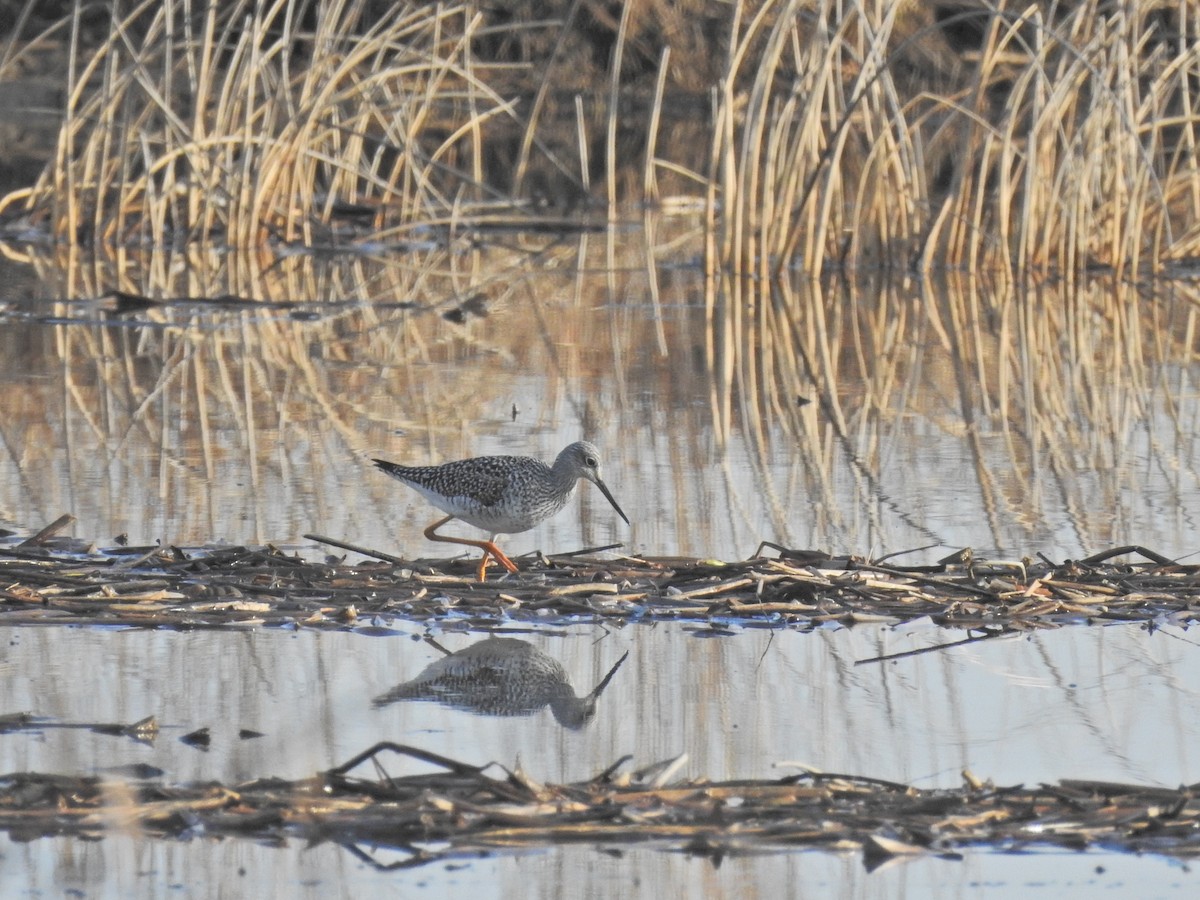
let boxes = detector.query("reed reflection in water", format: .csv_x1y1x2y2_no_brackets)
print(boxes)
3,223,1200,564
373,636,629,730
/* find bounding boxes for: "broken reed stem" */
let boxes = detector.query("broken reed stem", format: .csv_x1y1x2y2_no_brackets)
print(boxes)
575,94,589,193
642,45,670,205
17,514,76,547
604,0,633,218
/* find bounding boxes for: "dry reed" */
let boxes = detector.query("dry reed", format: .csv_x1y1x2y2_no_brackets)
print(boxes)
3,1,1196,278
702,0,1200,278
0,0,516,247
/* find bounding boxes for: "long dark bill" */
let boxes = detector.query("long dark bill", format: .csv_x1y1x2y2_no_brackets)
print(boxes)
586,650,631,700
595,478,630,525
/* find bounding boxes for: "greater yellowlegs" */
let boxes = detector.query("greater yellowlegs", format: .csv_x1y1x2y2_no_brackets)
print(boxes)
372,636,630,729
372,440,629,580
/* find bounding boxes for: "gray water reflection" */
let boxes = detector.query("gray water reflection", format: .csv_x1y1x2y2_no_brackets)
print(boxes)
372,635,629,729
0,623,1195,894
1,228,1197,896
6,832,1187,899
4,234,1200,566
2,623,1197,786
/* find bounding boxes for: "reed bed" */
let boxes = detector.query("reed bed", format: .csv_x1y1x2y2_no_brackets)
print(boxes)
0,0,517,246
3,517,1198,634
0,1,1196,277
706,0,1200,278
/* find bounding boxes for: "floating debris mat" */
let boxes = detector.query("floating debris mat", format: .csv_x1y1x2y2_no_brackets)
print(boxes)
1,516,1198,631
1,742,1198,867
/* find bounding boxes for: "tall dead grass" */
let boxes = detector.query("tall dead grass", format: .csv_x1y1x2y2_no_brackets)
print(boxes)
705,0,1200,278
0,0,512,247
2,0,1198,279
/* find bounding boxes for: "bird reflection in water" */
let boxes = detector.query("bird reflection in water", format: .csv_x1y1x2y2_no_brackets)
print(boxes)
372,636,629,730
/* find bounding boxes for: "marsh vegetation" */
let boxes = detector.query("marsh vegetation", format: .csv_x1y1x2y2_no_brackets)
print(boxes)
2,1,1198,550
1,4,1199,893
2,0,1198,275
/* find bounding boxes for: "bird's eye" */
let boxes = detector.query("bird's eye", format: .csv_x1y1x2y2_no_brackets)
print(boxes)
586,456,597,467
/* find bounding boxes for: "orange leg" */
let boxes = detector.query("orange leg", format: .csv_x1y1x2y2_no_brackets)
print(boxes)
423,515,519,581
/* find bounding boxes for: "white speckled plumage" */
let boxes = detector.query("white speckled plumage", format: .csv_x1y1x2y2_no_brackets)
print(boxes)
372,441,628,579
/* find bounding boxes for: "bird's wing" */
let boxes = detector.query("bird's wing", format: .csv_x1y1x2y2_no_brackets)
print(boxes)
442,457,517,508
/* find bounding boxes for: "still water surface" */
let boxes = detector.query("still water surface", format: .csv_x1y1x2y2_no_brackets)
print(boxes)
0,622,1196,895
4,231,1200,564
2,226,1200,895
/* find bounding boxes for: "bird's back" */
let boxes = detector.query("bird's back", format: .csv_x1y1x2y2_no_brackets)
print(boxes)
373,454,573,533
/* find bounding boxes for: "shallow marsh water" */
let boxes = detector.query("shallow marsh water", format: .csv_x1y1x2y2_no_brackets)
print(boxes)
11,833,1189,899
0,623,1197,896
5,622,1200,790
2,225,1200,896
3,230,1199,563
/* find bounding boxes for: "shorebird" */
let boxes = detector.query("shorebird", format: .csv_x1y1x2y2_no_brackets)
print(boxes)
372,636,629,729
372,440,628,580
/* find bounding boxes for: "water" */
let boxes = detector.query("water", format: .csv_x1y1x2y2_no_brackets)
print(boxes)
0,622,1196,896
2,226,1200,895
4,242,1198,565
6,623,1196,790
7,836,1187,899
